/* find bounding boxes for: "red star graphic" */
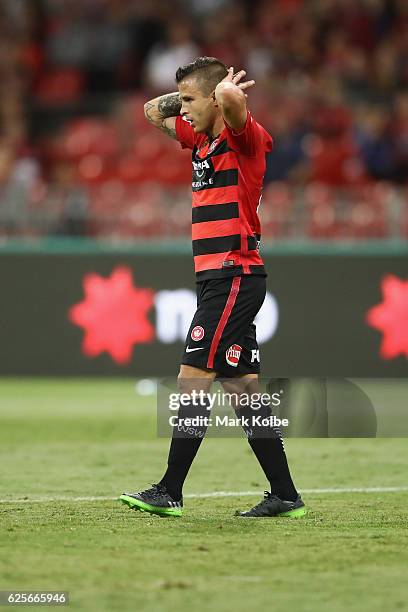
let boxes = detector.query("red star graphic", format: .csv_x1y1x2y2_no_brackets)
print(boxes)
69,266,154,364
366,275,408,359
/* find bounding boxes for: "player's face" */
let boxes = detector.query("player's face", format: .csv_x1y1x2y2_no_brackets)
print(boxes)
178,78,218,133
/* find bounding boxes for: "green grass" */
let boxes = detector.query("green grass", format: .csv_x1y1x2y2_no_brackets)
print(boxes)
0,379,407,612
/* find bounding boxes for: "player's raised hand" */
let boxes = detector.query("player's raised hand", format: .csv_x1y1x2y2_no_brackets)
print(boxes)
214,66,254,130
221,66,255,95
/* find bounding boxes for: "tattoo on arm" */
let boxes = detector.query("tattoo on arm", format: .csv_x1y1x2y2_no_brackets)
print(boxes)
144,102,156,124
157,93,182,118
161,122,176,139
144,93,181,139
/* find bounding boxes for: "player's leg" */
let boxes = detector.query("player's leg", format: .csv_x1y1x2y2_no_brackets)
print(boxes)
120,365,215,517
209,275,305,516
158,364,215,501
222,373,298,499
120,277,223,516
152,278,239,507
220,374,306,517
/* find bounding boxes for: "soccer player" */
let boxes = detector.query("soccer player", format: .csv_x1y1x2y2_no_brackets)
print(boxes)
120,57,305,518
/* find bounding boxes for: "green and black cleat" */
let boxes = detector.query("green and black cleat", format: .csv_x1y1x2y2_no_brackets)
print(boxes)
237,491,307,518
119,483,183,517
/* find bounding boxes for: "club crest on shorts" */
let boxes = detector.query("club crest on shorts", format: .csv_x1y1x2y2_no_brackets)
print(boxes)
226,344,242,367
191,325,205,342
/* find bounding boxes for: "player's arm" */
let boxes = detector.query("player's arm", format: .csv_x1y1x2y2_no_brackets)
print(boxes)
214,67,255,132
143,93,181,139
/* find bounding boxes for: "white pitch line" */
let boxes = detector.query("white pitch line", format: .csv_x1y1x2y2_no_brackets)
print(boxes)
0,486,407,504
186,486,408,498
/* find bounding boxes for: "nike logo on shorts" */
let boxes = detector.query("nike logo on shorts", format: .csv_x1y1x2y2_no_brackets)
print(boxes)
185,346,204,353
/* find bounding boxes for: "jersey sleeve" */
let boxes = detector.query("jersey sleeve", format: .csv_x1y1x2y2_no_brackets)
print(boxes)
175,115,196,150
224,111,273,157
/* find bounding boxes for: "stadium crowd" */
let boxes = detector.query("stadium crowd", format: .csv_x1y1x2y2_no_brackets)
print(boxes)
0,0,407,240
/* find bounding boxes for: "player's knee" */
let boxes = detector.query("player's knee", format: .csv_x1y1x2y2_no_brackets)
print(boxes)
177,364,215,394
221,374,259,401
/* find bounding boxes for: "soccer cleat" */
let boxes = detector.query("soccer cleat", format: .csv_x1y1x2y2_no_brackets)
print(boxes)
236,492,306,518
119,483,183,517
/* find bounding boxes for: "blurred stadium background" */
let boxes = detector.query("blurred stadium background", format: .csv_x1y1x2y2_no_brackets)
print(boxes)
0,0,407,375
1,0,408,240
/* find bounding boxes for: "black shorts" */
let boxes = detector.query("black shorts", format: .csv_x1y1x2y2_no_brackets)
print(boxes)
181,275,266,377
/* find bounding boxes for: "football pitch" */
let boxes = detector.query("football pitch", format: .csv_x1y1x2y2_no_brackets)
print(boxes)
1,379,407,612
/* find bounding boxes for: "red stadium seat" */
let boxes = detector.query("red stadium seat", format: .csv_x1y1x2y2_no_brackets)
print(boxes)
348,200,387,238
399,188,408,239
62,119,118,159
260,182,294,238
35,68,84,105
340,184,388,238
118,154,156,183
305,183,340,238
104,184,167,238
77,154,117,184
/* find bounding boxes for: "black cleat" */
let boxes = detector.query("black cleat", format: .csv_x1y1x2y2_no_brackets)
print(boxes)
119,483,183,517
237,492,307,517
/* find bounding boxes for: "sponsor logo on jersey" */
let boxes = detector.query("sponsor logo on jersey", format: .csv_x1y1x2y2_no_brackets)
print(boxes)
193,159,211,179
191,325,205,341
192,160,211,172
226,344,242,367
